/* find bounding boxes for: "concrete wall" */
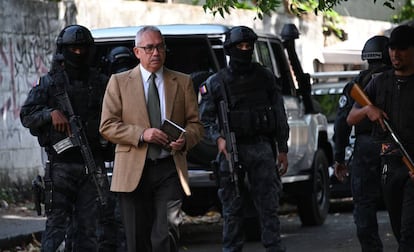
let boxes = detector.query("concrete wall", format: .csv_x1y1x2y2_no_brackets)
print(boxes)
73,0,328,72
0,0,63,184
0,0,394,184
334,0,404,22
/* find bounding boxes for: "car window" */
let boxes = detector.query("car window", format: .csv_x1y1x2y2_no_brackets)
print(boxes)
270,41,296,97
94,35,220,76
164,35,218,74
255,40,273,72
208,37,227,71
312,85,344,123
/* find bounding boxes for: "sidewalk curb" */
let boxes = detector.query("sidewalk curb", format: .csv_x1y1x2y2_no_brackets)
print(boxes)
0,231,42,250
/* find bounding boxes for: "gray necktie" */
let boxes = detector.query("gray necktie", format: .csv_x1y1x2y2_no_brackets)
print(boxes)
147,73,161,159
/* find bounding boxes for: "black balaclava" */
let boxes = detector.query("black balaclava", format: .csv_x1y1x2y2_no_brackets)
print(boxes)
228,42,255,74
62,46,89,81
62,46,89,68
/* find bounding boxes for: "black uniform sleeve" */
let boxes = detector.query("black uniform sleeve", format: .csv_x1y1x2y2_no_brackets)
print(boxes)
198,74,222,143
20,76,53,134
333,80,355,163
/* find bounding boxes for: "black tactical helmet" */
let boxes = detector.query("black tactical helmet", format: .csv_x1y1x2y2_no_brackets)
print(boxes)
224,26,258,54
361,35,390,64
56,25,94,68
107,46,136,74
56,25,94,52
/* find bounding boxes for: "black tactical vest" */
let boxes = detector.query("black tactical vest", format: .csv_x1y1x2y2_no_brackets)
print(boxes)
372,70,414,155
220,63,278,137
43,68,107,159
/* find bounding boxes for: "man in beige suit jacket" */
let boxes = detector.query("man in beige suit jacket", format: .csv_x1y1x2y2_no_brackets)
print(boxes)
100,26,203,252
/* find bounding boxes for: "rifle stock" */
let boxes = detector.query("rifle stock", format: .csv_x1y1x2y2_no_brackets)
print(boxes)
350,83,414,173
350,83,372,107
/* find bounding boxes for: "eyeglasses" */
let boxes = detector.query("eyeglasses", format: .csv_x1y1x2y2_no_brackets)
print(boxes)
136,44,166,54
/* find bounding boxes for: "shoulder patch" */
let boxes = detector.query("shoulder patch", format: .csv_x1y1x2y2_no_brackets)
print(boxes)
338,95,348,108
199,84,208,96
33,78,41,87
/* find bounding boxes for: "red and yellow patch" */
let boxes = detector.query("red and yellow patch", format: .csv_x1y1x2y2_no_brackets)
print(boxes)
33,78,40,87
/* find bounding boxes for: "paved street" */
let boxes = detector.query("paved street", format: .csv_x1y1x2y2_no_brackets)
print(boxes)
179,202,398,252
0,201,398,251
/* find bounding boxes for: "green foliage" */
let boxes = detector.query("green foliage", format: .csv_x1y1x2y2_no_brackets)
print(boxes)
289,1,347,40
203,0,281,19
313,93,341,122
0,186,32,204
203,0,397,20
323,10,348,40
0,187,16,203
254,0,282,19
0,175,33,205
234,0,255,10
391,0,414,23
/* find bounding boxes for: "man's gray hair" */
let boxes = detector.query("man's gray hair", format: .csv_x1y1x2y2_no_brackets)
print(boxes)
135,26,164,46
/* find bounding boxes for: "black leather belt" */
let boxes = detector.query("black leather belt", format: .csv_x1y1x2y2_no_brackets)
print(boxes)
145,156,173,166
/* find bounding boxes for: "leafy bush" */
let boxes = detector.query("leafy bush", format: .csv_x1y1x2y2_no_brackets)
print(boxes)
0,175,33,205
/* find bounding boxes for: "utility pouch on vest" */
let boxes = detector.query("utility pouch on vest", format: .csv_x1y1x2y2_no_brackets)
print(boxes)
229,110,253,137
253,106,277,134
229,106,277,137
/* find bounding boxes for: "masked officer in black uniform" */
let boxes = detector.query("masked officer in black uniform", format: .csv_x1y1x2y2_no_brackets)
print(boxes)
333,35,391,252
106,46,137,75
20,24,111,251
198,26,289,252
347,24,414,251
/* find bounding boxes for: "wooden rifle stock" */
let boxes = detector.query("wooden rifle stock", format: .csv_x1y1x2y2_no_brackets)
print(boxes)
350,83,414,173
350,83,372,107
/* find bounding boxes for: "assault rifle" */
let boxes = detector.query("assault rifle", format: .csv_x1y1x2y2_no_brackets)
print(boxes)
52,73,107,206
350,83,414,173
219,100,240,197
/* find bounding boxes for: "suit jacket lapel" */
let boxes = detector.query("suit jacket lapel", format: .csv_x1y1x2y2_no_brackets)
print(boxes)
163,68,178,120
130,65,150,125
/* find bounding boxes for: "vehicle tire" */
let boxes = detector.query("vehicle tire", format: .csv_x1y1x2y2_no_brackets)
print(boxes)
297,149,330,226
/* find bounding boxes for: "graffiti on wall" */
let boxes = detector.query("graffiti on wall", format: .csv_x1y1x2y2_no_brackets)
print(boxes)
0,29,54,122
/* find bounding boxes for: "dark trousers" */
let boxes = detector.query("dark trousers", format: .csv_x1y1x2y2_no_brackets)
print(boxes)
119,157,183,252
351,134,383,252
97,190,126,252
381,155,414,252
41,162,98,252
218,141,285,252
